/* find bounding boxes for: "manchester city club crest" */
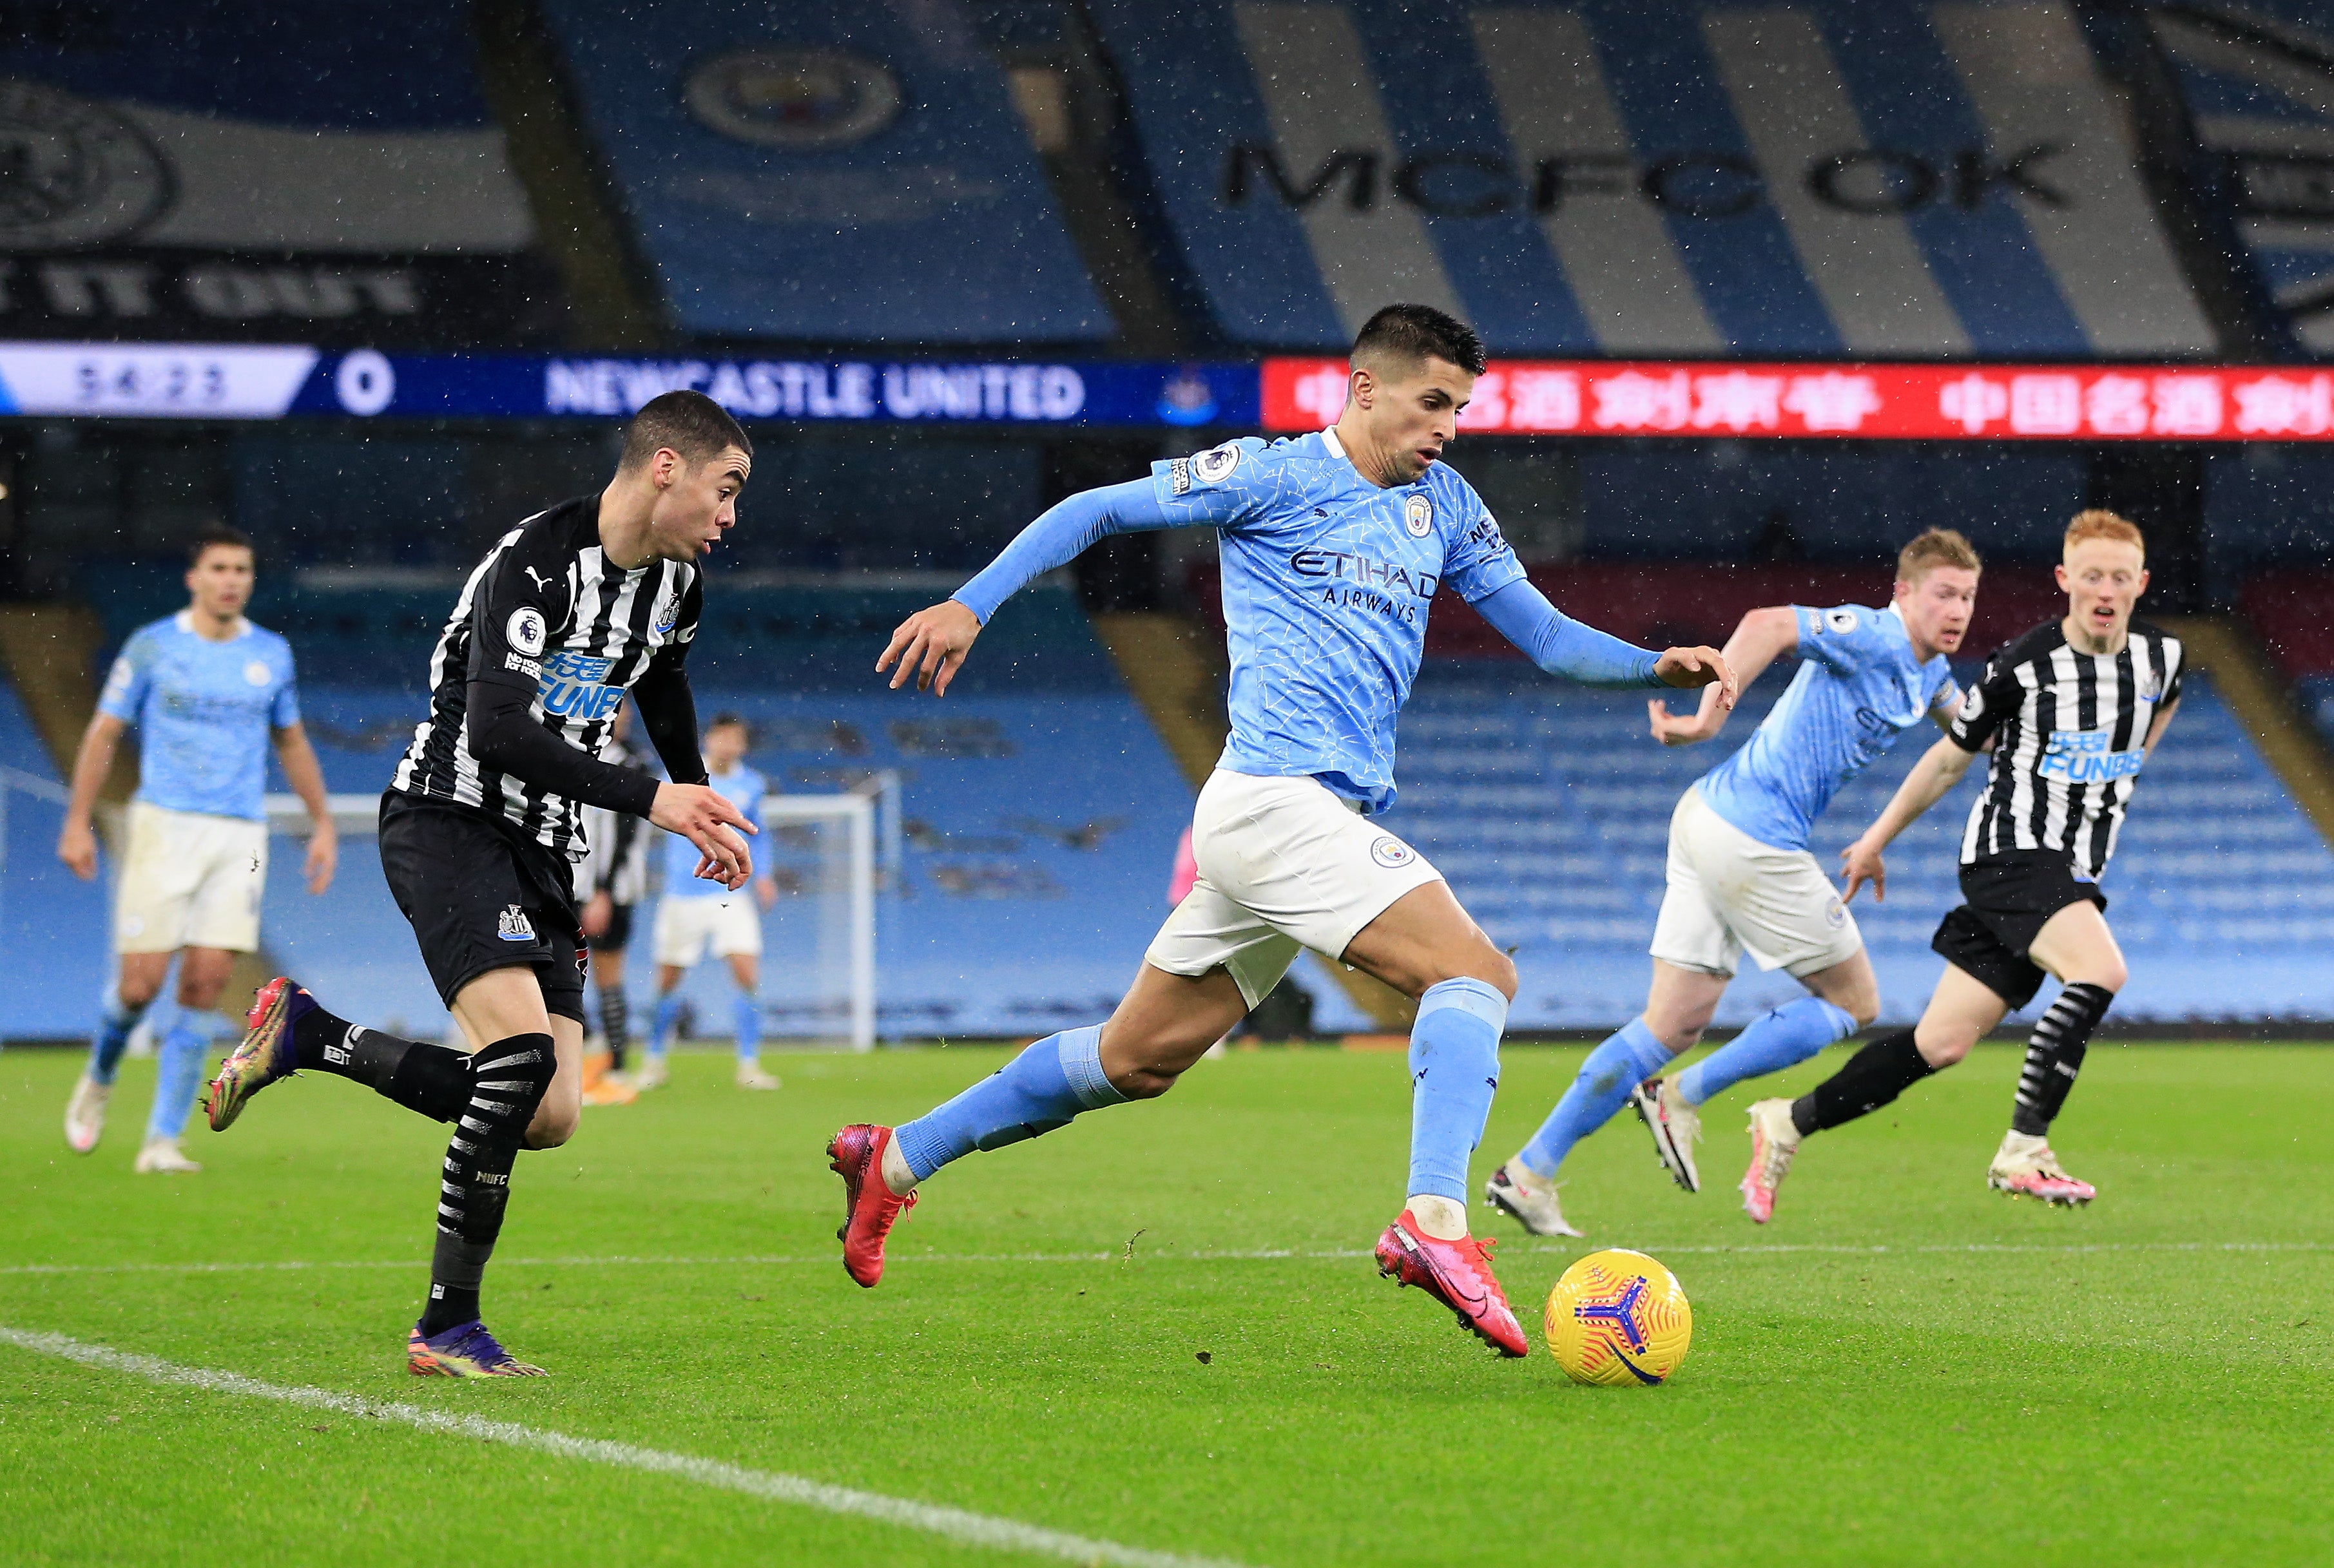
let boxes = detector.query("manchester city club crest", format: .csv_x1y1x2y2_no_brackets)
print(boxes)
1404,494,1432,537
682,49,902,149
0,79,173,247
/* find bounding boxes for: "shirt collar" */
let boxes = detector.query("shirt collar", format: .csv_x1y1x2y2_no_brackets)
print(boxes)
1319,425,1346,459
175,609,250,642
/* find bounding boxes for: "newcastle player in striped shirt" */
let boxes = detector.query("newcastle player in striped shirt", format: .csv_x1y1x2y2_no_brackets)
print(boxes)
1740,512,2181,1215
204,391,759,1376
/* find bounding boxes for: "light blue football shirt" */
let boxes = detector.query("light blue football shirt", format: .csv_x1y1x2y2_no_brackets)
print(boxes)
662,761,766,898
98,611,299,821
1695,603,1959,852
1146,429,1525,812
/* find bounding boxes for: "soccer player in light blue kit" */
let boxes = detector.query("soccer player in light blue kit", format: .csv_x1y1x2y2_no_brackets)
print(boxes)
57,527,337,1172
827,306,1736,1358
1487,530,1981,1236
639,712,779,1092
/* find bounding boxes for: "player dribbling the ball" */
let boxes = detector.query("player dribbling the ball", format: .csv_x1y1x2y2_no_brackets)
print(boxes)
1742,512,2181,1216
829,305,1736,1359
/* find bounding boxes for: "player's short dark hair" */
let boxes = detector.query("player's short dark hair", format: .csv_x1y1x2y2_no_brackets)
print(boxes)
1351,304,1486,378
187,524,254,566
1897,528,1981,583
706,711,751,740
619,391,753,473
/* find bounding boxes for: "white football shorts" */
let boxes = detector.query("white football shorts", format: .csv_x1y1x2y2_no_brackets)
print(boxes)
115,801,267,955
1144,769,1442,1007
653,892,763,967
1649,784,1862,980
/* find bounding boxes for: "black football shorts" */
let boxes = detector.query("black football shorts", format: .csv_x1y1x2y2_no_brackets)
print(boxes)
1929,852,2109,1011
378,791,587,1023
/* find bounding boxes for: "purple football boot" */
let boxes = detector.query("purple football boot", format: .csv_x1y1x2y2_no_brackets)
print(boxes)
206,976,313,1131
407,1320,549,1378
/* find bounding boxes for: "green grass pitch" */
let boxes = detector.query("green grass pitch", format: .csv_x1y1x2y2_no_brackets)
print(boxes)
3,1039,2329,1566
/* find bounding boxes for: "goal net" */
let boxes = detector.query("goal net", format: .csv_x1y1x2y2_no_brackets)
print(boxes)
260,789,879,1052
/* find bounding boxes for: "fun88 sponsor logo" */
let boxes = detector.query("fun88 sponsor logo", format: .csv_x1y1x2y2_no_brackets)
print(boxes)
538,649,624,721
2038,728,2145,783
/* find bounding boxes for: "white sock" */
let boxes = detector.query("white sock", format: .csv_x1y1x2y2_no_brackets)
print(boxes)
1406,1194,1468,1239
880,1134,917,1197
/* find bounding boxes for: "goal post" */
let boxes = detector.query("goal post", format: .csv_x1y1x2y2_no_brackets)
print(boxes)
262,788,880,1053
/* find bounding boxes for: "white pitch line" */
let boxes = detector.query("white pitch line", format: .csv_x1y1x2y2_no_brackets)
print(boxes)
0,1326,1254,1568
5,1239,2330,1280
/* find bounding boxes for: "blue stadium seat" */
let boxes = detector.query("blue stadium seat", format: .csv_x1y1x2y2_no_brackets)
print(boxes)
0,683,115,1040
1389,659,2334,1028
541,0,1110,343
0,1,551,345
1088,0,2213,355
2150,1,2334,356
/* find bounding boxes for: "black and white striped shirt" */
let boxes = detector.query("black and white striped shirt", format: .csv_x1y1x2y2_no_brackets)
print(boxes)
391,497,702,861
576,727,659,906
1947,618,2184,879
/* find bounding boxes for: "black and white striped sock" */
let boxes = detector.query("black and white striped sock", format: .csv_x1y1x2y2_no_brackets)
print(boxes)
597,979,630,1072
420,1034,554,1338
2011,983,2114,1138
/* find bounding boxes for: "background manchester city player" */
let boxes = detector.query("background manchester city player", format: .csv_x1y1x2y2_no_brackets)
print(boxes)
1487,531,1979,1237
829,305,1737,1359
57,526,336,1174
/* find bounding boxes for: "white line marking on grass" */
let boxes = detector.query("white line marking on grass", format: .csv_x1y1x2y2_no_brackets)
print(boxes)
0,1326,1255,1568
5,1239,2330,1280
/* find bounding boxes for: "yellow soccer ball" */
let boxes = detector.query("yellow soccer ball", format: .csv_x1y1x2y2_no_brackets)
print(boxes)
1543,1248,1693,1386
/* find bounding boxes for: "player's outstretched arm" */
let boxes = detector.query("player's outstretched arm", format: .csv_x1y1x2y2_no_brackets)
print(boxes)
1839,734,1980,903
629,644,755,889
55,711,127,881
1474,580,1735,713
1648,606,1793,747
271,722,338,894
880,477,1190,696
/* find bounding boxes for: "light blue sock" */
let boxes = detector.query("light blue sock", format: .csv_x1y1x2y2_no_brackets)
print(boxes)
732,994,762,1063
650,993,683,1057
894,1025,1125,1182
1518,1017,1673,1179
145,1019,211,1142
88,995,147,1085
1676,996,1858,1107
1406,978,1509,1203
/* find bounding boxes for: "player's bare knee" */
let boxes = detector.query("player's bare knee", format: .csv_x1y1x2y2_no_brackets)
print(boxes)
1478,946,1519,1002
1418,942,1515,1002
177,974,227,1011
1110,1064,1181,1100
117,976,162,1011
1913,1027,1975,1068
2080,960,2127,995
526,1104,579,1149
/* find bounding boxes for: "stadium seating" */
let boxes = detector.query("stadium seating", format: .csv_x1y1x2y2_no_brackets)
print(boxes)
65,582,1220,1044
1391,658,2334,1029
541,0,1110,342
0,680,113,1040
2151,1,2334,355
0,1,552,345
1088,0,2214,355
2239,569,2334,746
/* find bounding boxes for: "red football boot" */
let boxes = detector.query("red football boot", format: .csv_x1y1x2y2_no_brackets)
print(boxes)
1375,1209,1530,1358
828,1123,916,1288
